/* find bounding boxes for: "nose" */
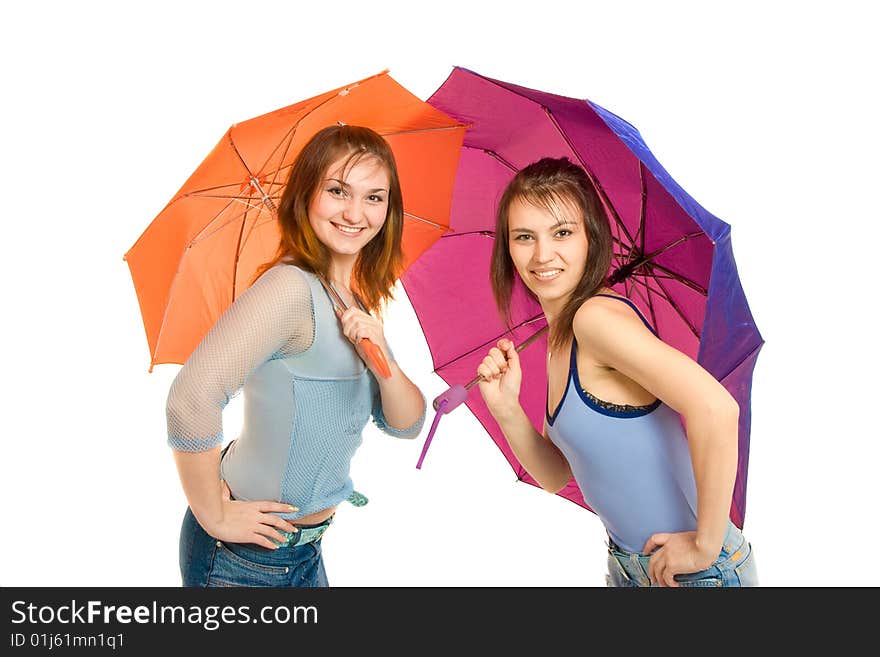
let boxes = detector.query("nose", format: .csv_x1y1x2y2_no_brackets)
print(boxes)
342,196,362,223
533,237,555,264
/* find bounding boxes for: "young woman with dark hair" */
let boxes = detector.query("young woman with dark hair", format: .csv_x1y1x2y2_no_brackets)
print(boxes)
477,157,758,587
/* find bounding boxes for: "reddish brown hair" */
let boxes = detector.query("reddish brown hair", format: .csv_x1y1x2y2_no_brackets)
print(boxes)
491,157,612,350
255,124,404,314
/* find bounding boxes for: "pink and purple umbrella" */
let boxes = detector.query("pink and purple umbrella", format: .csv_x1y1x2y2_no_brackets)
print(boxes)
408,67,762,529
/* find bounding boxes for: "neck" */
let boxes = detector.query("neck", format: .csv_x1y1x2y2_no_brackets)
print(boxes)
327,255,357,290
539,296,568,327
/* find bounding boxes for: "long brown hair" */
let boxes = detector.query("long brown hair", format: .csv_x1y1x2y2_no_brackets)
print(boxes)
255,124,404,314
491,157,613,350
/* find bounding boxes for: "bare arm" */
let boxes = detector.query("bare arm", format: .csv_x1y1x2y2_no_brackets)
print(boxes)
573,298,738,568
337,307,426,438
165,266,312,546
477,339,573,492
372,358,427,438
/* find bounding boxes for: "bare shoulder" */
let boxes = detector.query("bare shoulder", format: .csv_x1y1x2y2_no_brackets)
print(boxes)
573,294,652,338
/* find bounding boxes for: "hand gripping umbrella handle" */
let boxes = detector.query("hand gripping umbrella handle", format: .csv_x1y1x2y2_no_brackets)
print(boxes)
416,324,549,469
318,274,392,379
431,324,549,412
359,338,392,379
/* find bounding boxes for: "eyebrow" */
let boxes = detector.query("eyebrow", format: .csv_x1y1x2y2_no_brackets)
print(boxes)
510,220,573,234
326,178,388,194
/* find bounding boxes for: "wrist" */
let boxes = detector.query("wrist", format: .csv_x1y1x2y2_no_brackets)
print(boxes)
191,500,225,535
694,534,722,565
493,402,526,426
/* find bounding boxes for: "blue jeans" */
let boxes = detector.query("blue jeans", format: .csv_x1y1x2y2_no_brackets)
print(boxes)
605,520,759,587
179,507,329,587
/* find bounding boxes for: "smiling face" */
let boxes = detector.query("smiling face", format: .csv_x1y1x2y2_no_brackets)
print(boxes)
507,196,589,313
308,152,390,264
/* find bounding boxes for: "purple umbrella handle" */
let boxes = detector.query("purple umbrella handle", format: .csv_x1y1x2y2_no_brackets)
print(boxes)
431,383,469,412
416,328,549,469
415,398,449,469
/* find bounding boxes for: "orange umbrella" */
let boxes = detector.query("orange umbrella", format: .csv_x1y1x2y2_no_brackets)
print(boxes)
124,71,466,371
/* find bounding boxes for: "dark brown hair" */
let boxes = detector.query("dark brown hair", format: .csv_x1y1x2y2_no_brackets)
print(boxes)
256,124,404,314
491,157,613,350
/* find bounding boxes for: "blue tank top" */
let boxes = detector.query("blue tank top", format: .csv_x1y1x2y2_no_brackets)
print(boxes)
545,295,698,553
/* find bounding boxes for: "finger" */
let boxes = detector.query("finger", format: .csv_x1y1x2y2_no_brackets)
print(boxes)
339,307,361,322
258,501,300,514
480,356,502,378
499,340,521,371
259,526,292,545
488,347,509,370
643,532,669,554
250,534,282,550
477,364,493,381
267,515,299,534
648,550,663,586
654,561,669,588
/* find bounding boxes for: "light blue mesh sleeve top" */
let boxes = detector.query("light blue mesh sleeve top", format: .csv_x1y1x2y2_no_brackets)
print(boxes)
165,263,426,521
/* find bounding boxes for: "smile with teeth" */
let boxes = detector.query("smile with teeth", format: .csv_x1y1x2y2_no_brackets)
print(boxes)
332,222,366,235
532,269,562,280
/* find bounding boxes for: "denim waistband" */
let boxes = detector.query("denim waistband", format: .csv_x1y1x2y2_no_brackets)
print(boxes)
273,515,333,548
607,521,748,586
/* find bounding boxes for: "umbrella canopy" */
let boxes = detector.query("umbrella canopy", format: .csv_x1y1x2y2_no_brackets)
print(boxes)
125,71,466,371
405,67,762,528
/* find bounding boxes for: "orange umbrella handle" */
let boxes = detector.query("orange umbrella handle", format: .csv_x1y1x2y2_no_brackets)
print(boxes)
359,338,392,379
318,273,392,379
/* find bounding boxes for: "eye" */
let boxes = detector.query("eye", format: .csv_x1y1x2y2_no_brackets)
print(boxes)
328,186,346,198
555,229,572,238
367,194,386,203
512,234,533,241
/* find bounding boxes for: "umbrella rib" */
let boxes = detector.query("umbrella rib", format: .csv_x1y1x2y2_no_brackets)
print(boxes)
643,231,707,261
180,181,263,197
646,263,708,296
461,144,519,172
381,125,468,137
716,341,763,388
542,106,637,249
188,203,256,245
482,147,518,172
252,91,344,180
626,279,670,332
631,266,702,339
637,162,648,257
403,212,450,231
635,266,661,332
463,70,636,246
432,313,547,373
439,229,495,239
191,193,281,203
608,231,707,289
257,127,302,200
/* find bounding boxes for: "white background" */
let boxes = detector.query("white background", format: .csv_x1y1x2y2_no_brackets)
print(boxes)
2,1,877,587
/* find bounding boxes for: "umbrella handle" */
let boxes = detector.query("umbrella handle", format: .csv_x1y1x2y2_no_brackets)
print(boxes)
415,398,448,469
318,273,392,379
418,326,548,469
359,338,392,379
431,324,549,410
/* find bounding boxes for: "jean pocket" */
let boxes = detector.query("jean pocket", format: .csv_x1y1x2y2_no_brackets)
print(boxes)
674,566,724,587
675,574,724,587
732,543,759,587
207,542,291,587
